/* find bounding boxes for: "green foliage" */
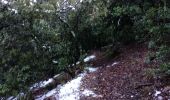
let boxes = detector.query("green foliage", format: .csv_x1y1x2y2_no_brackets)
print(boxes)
0,84,10,96
0,1,64,97
112,5,141,17
157,63,170,77
156,45,170,62
148,41,156,49
155,45,170,79
58,57,69,71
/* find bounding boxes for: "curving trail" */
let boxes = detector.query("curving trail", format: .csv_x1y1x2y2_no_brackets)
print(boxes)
35,43,170,100
80,43,162,100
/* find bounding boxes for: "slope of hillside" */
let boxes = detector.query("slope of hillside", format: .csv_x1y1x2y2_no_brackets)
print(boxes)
31,43,170,100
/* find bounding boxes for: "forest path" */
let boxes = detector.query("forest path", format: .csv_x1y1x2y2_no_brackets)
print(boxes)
35,43,167,100
80,43,159,100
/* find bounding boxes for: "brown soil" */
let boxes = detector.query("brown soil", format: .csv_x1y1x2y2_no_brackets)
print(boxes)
80,43,165,100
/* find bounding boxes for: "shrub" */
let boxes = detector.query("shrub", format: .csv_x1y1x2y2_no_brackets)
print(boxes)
156,45,170,62
148,40,156,49
156,63,170,77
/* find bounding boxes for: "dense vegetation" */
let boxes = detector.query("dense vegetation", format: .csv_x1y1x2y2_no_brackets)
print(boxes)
0,0,169,98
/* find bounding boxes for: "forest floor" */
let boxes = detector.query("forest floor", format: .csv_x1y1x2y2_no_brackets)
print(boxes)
80,43,170,100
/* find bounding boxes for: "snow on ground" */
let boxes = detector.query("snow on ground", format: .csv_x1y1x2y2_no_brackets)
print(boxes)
107,62,119,68
85,67,98,72
52,60,58,64
7,93,25,100
31,55,96,90
35,88,59,100
154,90,164,100
7,96,15,100
84,55,96,62
35,67,99,100
1,0,8,4
30,78,54,90
111,62,119,66
76,61,80,65
154,90,161,97
82,89,98,97
42,78,54,86
56,67,100,100
57,73,86,100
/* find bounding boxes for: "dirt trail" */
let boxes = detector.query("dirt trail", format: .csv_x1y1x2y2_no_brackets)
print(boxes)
35,43,170,100
80,43,159,100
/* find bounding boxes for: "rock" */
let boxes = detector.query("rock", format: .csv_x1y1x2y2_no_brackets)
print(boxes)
53,72,72,84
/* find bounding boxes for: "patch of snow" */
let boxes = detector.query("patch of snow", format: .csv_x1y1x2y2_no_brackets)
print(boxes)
56,68,98,99
57,73,86,100
7,96,15,100
33,0,37,3
86,67,98,72
53,74,60,79
106,65,111,67
84,55,96,62
82,89,97,97
30,1,33,6
111,62,119,66
52,60,58,64
30,78,54,90
7,8,18,14
6,93,25,100
35,67,98,100
118,17,121,26
44,10,54,13
76,61,80,65
35,9,40,12
35,89,57,100
43,78,54,86
57,2,60,7
1,0,8,4
11,9,18,14
154,90,161,97
72,7,75,10
14,93,24,100
80,0,83,3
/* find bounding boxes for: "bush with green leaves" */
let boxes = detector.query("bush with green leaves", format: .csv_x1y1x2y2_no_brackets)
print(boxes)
157,63,170,77
156,45,170,62
0,2,74,97
155,45,170,79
